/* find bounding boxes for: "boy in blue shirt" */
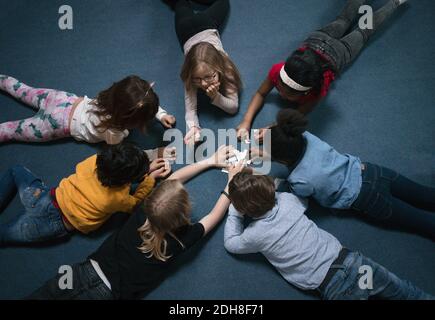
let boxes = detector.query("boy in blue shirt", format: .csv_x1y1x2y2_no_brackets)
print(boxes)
224,172,433,300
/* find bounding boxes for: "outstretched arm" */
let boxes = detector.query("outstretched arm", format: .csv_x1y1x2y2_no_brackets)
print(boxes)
200,162,245,236
168,145,235,184
237,78,274,139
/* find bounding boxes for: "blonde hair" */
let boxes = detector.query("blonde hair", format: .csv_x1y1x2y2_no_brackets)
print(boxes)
137,180,192,262
180,42,242,94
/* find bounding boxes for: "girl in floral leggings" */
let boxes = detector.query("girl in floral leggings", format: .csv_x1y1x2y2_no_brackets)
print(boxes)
0,75,176,146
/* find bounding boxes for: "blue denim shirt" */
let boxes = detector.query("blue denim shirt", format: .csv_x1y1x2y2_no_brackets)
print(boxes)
287,132,362,209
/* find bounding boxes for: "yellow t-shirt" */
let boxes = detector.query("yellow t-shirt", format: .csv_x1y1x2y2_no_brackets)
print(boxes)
56,155,155,234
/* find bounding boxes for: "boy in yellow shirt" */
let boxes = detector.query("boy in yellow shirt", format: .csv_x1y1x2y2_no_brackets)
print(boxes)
0,142,170,245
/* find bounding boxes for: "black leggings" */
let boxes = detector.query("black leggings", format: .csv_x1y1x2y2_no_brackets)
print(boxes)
175,0,229,46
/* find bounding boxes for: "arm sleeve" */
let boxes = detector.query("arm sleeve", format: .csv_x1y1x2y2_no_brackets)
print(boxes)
223,206,258,254
211,90,239,114
104,129,129,145
123,176,156,212
289,180,315,198
155,106,168,122
185,87,200,130
181,223,205,248
268,62,285,85
143,148,158,161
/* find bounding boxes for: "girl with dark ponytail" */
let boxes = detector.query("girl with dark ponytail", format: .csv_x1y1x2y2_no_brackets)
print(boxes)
258,108,435,241
237,0,408,141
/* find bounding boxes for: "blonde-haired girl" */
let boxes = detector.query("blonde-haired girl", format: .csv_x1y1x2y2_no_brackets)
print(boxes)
171,0,242,144
28,146,245,299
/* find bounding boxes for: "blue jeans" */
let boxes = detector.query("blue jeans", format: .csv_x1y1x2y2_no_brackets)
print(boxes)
320,251,434,300
351,163,435,240
26,260,113,300
0,165,69,245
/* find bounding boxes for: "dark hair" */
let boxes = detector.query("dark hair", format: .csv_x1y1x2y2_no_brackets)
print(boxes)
96,142,150,187
93,75,159,132
281,48,328,95
270,109,308,167
228,173,276,218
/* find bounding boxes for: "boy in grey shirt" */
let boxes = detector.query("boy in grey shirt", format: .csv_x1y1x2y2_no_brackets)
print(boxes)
224,173,433,300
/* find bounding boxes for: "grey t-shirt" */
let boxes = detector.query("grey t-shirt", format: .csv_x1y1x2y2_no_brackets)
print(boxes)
224,192,342,290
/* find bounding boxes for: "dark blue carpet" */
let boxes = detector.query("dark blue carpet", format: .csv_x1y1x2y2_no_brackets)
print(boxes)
0,0,434,299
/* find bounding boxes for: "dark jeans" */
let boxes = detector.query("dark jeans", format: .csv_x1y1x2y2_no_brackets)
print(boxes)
320,250,434,300
304,0,402,73
351,162,435,240
175,0,229,46
27,260,114,300
0,165,70,245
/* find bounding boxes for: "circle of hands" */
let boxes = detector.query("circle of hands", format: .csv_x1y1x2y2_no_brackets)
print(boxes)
154,80,271,178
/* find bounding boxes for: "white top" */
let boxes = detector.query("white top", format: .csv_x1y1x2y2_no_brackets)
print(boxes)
183,29,225,54
183,29,239,130
70,96,168,145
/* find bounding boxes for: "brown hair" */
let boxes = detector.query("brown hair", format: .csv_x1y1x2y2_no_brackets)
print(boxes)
228,173,276,218
92,75,159,132
138,180,192,262
180,42,242,95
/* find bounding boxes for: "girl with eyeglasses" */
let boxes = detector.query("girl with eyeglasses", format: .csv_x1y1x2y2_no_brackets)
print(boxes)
167,0,242,144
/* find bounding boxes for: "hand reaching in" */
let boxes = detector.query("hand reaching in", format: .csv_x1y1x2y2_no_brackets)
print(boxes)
160,114,176,129
149,158,172,179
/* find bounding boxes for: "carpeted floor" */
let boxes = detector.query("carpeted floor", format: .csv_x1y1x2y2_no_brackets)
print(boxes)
0,0,434,299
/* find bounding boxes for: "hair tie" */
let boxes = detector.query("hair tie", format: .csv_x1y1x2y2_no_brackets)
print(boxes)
320,70,335,97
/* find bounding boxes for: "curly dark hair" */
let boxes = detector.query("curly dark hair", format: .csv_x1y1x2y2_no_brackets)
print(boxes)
96,142,150,187
280,48,329,96
270,109,308,167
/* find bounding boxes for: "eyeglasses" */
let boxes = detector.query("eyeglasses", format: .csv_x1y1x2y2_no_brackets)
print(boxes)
192,72,217,85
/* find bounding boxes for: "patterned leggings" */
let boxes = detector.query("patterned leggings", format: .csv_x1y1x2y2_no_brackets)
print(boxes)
0,75,78,143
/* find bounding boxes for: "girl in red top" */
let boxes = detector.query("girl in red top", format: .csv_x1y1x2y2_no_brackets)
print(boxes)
237,0,408,141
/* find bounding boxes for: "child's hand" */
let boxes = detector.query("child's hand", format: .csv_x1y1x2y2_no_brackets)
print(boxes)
149,158,171,179
253,128,268,144
160,114,176,129
227,160,246,182
206,82,220,100
249,147,270,162
236,122,251,141
157,146,177,161
209,145,235,168
184,126,201,145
